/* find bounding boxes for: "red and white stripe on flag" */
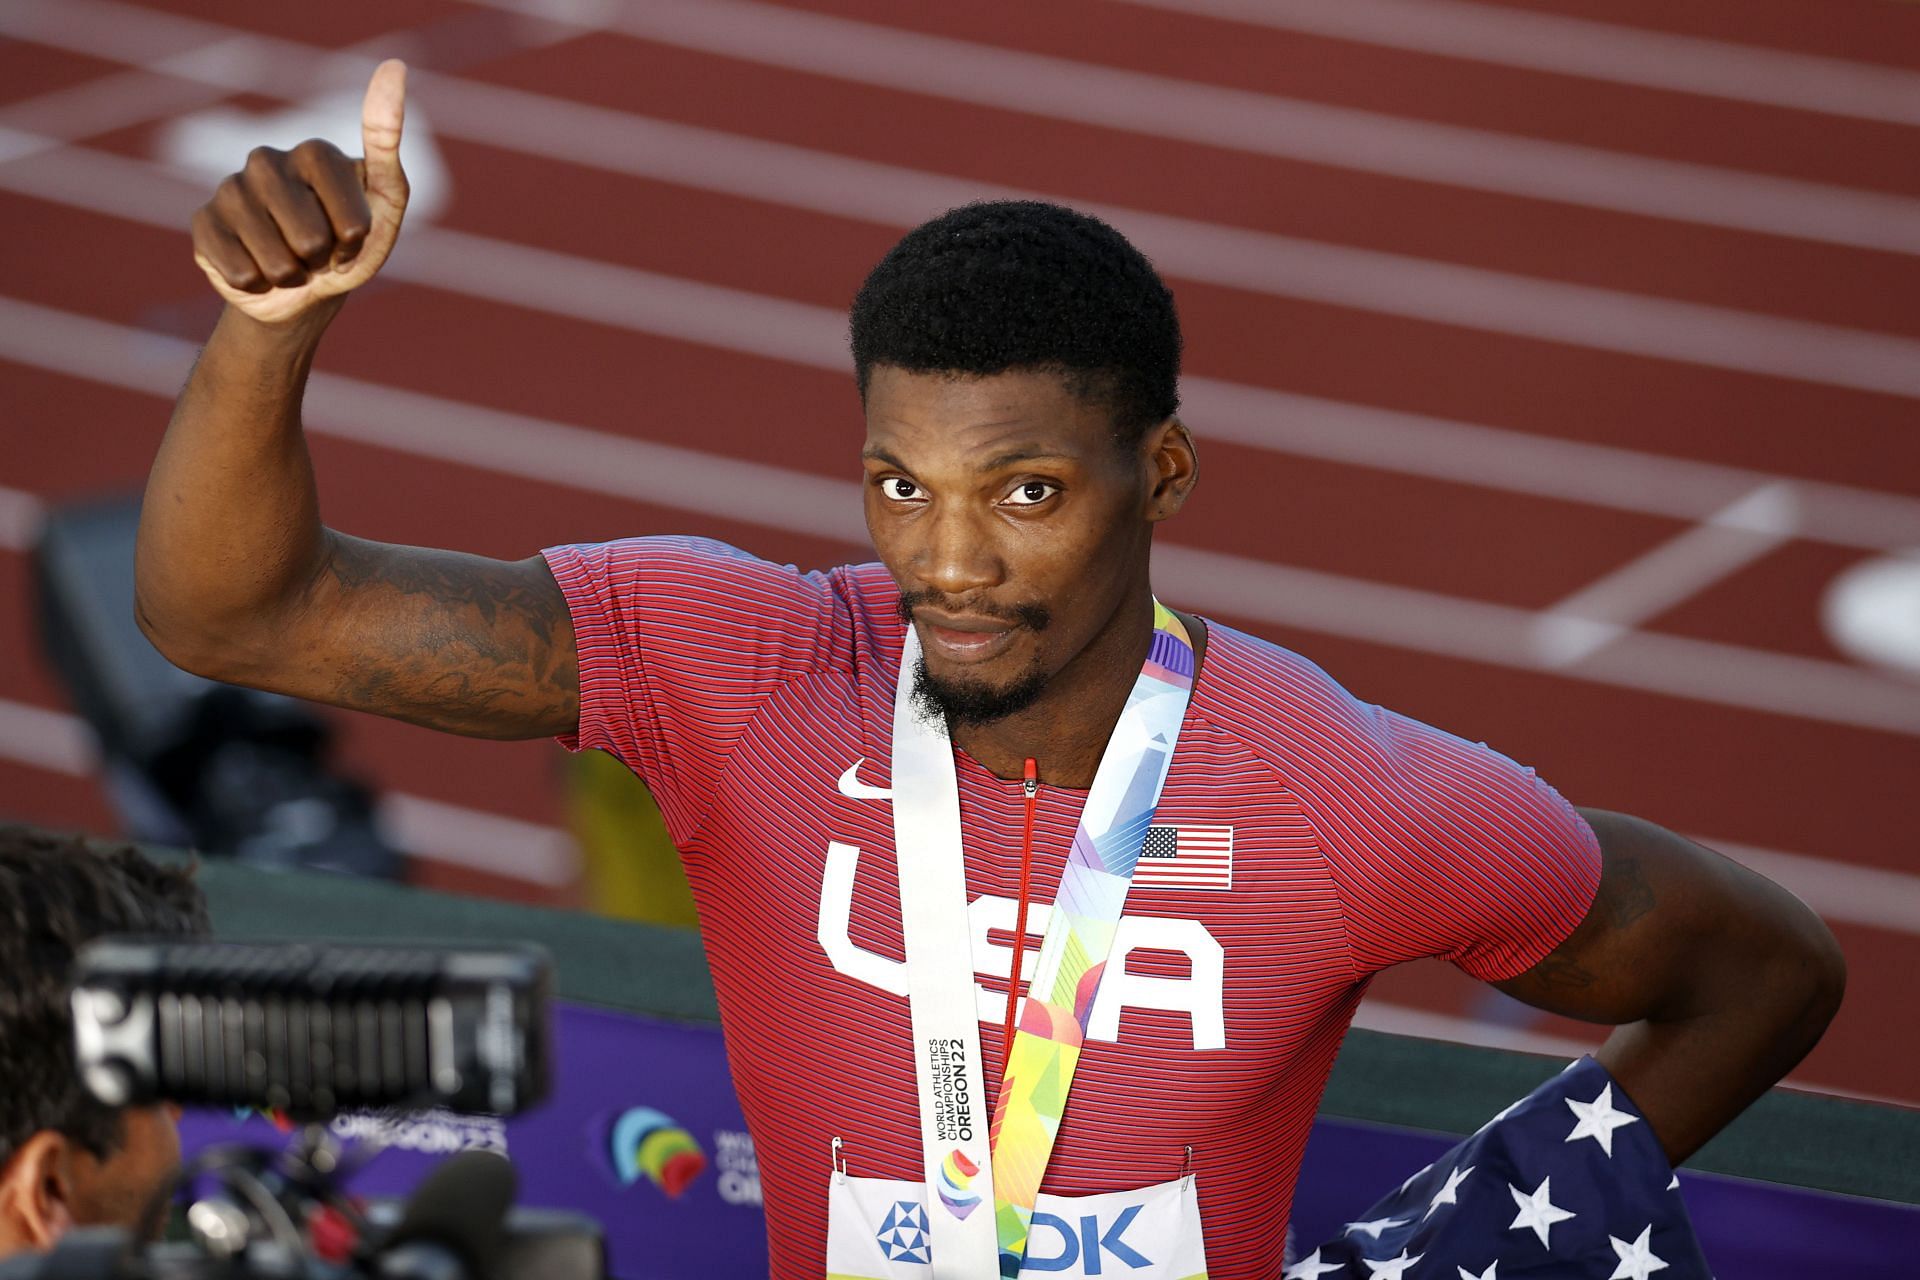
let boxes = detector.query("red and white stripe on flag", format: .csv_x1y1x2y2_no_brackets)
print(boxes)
1135,825,1234,890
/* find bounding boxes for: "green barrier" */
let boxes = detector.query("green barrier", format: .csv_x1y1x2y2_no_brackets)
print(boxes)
184,857,1919,1206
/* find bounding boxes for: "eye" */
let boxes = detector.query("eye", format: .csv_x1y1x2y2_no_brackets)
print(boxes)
879,477,922,502
1001,481,1059,507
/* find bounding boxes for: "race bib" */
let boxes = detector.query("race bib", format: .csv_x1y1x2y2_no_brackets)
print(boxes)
827,1173,1208,1279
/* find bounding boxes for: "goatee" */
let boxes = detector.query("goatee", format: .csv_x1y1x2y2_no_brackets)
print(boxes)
911,655,1051,728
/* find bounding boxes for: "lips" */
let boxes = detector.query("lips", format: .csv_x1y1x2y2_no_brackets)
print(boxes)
915,611,1020,664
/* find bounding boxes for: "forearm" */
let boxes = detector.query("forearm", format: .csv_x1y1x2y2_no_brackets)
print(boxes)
1501,811,1847,1165
136,300,343,675
1595,914,1843,1163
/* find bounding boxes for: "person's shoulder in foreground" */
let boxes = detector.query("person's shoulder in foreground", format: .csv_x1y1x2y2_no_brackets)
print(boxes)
0,826,209,1262
1188,621,1602,982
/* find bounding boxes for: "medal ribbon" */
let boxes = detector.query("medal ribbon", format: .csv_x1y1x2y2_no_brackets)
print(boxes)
891,602,1196,1278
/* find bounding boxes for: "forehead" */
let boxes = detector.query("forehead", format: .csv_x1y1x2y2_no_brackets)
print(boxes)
862,367,1112,463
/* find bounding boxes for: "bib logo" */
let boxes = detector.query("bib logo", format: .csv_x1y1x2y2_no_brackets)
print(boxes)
876,1200,931,1264
1025,1205,1153,1273
608,1106,707,1198
818,841,1226,1050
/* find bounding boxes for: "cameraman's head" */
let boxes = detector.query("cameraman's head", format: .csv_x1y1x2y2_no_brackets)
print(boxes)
0,826,208,1259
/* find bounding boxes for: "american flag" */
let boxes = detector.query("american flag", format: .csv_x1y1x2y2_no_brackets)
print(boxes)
1285,1057,1712,1279
1135,824,1233,890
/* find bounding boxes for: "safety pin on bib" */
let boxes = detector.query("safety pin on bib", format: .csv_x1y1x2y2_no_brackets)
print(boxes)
832,1136,848,1184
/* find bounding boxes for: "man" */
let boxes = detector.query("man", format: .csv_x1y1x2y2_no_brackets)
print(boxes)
138,64,1844,1277
0,826,209,1261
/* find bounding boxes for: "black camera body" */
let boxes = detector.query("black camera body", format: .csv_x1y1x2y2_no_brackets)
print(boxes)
8,939,600,1280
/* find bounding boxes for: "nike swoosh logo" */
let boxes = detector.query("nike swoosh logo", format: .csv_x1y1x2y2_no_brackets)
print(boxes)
837,758,892,800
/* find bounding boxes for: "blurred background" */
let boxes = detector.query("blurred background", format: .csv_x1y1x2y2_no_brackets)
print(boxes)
2,0,1917,1109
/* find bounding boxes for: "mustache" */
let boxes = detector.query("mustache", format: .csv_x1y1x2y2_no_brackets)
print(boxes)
897,591,1052,633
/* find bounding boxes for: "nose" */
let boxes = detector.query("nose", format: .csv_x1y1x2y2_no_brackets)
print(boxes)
911,501,1003,598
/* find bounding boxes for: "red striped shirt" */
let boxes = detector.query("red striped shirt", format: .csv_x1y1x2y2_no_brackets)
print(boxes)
544,536,1600,1279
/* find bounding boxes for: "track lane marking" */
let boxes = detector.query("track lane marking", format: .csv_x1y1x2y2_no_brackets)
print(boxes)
6,140,1920,554
1531,483,1800,667
1121,0,1920,128
3,292,1918,736
0,694,578,886
464,0,1920,257
12,7,1920,402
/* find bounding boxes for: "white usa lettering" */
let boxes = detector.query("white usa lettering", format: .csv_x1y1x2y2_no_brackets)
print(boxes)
816,840,1226,1051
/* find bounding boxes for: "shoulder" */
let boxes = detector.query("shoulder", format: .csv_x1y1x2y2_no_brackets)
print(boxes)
1189,619,1381,759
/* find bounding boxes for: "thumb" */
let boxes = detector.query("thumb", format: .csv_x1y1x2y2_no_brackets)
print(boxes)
360,58,408,198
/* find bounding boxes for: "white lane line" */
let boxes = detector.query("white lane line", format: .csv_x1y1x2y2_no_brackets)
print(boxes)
8,139,1920,556
1122,0,1920,128
13,12,1920,408
1350,1000,1896,1105
0,62,237,144
1531,483,1800,667
0,697,96,776
6,293,1920,737
469,0,1920,258
1155,542,1920,735
0,695,577,886
378,792,578,888
1707,836,1920,942
0,485,46,552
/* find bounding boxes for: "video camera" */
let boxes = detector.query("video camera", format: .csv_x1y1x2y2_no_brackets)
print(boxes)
0,939,602,1280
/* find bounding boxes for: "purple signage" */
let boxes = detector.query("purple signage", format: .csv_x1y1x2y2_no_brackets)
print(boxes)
179,1002,768,1278
179,1002,1920,1277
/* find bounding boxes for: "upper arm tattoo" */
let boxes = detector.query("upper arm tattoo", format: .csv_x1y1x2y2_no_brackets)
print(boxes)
1497,813,1672,1020
313,536,578,737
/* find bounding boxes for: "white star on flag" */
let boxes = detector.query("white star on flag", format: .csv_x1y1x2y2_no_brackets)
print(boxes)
1667,1174,1679,1191
1364,1249,1423,1279
1608,1225,1670,1280
1457,1265,1498,1280
1345,1214,1410,1240
1507,1176,1576,1249
1565,1083,1640,1157
1423,1164,1474,1220
1283,1248,1345,1279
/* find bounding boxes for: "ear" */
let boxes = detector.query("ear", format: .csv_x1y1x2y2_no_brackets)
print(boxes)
0,1132,77,1251
1141,417,1199,523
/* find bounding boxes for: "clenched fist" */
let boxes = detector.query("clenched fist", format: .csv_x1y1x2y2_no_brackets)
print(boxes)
191,60,409,326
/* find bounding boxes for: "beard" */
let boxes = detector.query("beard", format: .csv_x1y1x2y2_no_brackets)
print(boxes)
899,591,1053,728
911,653,1052,728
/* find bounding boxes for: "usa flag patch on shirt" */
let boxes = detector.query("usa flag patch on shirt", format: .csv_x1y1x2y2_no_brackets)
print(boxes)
1135,825,1234,890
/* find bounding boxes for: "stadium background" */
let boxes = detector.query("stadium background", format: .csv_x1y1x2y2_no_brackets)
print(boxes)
2,0,1917,1113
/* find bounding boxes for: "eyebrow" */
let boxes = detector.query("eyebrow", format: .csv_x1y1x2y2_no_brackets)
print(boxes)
859,445,1073,472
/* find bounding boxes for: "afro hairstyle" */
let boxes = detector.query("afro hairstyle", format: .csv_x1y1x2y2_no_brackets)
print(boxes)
850,200,1181,446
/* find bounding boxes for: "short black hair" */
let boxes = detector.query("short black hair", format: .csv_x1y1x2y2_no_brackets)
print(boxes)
0,826,208,1172
850,200,1182,445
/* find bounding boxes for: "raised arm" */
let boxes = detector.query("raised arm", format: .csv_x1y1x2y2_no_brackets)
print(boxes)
135,61,577,740
1494,809,1845,1164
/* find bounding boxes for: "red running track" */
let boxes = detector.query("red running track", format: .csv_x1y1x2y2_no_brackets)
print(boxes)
1,0,1917,1105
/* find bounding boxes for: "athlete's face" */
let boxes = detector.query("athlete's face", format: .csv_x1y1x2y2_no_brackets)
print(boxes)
862,366,1194,723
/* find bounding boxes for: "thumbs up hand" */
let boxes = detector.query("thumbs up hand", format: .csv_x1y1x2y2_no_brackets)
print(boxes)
191,60,411,326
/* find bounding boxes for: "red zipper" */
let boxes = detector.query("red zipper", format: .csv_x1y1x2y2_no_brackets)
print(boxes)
1001,757,1039,1081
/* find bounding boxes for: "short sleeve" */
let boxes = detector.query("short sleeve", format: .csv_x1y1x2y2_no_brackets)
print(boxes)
1276,669,1602,983
541,536,842,842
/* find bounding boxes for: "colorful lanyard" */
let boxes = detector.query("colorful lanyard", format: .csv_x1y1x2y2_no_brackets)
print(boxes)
890,602,1196,1278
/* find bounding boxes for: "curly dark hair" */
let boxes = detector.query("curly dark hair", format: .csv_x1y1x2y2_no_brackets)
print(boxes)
0,826,208,1172
850,200,1182,445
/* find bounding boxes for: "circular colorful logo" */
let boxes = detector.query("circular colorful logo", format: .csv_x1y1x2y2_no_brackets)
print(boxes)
609,1106,707,1198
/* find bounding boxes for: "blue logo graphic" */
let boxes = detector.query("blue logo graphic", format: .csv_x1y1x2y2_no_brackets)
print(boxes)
877,1200,931,1264
1023,1205,1153,1273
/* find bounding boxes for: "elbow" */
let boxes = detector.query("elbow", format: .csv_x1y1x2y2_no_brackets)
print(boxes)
1768,903,1846,1055
134,586,244,684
